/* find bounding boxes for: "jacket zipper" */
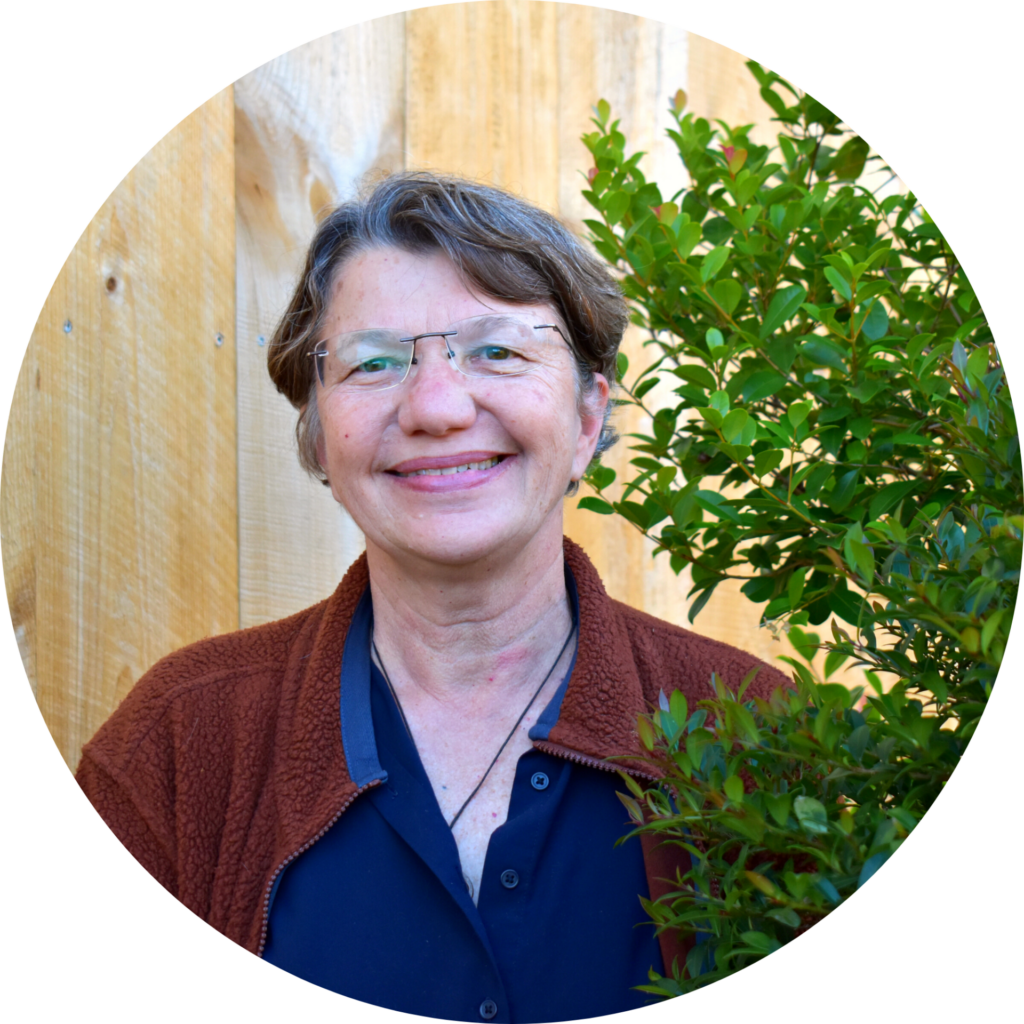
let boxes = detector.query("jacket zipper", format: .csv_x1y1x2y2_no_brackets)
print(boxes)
531,740,659,782
256,778,382,958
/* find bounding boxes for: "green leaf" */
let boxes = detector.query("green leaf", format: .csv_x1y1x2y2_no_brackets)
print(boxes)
700,246,730,283
687,586,717,623
787,401,811,428
800,337,847,371
830,135,870,180
824,266,853,302
848,416,874,440
604,190,630,226
788,566,808,608
816,878,841,904
675,364,717,390
742,370,787,402
765,792,792,827
829,583,871,626
715,441,753,464
695,490,743,523
709,390,731,416
848,539,874,584
754,448,784,477
713,278,743,315
615,500,653,529
794,795,829,834
766,907,802,929
698,406,724,429
578,496,614,515
868,480,919,521
703,216,734,246
636,715,655,751
739,931,776,955
706,327,726,352
857,851,891,888
827,469,860,512
676,221,703,259
744,871,779,897
722,408,752,445
759,284,807,339
966,343,989,384
823,649,849,678
860,300,889,341
723,775,745,805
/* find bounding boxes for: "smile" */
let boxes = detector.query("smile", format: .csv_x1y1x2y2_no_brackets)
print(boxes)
395,456,504,477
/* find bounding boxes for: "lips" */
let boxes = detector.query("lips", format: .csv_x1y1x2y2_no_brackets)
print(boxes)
387,452,509,476
397,456,502,477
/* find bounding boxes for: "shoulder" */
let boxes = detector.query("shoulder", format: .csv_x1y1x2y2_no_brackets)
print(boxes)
606,598,790,704
79,599,331,774
81,552,370,774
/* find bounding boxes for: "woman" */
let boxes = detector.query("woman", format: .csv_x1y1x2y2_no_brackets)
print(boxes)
77,173,788,1022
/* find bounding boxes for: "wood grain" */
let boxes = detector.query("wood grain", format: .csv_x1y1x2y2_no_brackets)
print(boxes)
233,16,405,627
406,1,560,212
552,5,689,622
1,89,238,769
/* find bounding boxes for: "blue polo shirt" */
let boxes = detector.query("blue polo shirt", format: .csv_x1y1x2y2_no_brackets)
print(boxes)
263,571,662,1022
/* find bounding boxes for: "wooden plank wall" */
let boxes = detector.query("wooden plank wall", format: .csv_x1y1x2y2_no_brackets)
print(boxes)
1,90,237,768
4,3,809,771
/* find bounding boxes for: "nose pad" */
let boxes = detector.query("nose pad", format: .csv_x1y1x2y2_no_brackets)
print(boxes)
408,336,458,375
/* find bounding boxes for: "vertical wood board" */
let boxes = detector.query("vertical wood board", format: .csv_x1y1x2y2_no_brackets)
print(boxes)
406,1,561,212
234,16,406,627
1,90,238,769
553,4,689,622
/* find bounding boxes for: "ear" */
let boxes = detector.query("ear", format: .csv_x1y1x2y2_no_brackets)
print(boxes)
301,402,330,474
570,374,610,481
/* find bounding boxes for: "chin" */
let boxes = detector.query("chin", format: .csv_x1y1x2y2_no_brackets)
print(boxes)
379,517,552,568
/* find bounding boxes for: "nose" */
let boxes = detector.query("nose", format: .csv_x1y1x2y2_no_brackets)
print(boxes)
396,336,478,436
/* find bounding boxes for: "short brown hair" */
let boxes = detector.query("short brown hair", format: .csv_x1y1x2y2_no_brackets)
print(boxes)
267,172,628,483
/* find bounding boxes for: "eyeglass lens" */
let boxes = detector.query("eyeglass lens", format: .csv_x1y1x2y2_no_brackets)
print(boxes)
314,315,562,391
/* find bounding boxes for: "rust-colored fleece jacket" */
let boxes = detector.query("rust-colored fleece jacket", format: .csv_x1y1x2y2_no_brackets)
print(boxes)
76,537,789,970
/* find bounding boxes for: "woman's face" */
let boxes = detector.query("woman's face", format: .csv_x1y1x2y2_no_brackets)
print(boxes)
314,247,609,568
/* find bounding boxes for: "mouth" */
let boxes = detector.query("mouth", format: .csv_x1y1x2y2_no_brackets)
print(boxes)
392,455,505,478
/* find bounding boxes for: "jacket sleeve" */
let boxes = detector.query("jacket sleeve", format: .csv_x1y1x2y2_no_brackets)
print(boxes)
75,676,184,898
76,749,179,896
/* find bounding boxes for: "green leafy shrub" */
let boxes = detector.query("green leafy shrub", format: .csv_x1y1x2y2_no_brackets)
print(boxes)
579,64,1021,992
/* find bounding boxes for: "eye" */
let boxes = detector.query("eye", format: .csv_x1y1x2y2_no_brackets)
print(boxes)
479,345,513,361
356,356,399,374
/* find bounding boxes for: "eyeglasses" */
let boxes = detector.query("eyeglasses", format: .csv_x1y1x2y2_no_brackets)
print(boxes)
309,313,567,392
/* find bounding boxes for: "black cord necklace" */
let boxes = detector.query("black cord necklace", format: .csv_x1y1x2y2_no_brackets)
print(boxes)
371,624,576,830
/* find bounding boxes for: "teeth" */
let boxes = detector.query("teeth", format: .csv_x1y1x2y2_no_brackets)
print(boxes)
406,456,501,477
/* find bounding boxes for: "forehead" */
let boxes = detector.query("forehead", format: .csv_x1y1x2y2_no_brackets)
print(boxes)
324,247,560,333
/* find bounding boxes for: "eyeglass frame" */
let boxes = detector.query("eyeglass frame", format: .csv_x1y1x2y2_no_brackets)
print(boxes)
307,317,569,391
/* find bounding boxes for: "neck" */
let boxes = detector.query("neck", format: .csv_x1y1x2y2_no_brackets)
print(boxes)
366,531,572,703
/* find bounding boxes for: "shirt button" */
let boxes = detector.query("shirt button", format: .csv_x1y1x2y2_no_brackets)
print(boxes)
530,771,550,790
500,868,519,889
480,1000,498,1020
